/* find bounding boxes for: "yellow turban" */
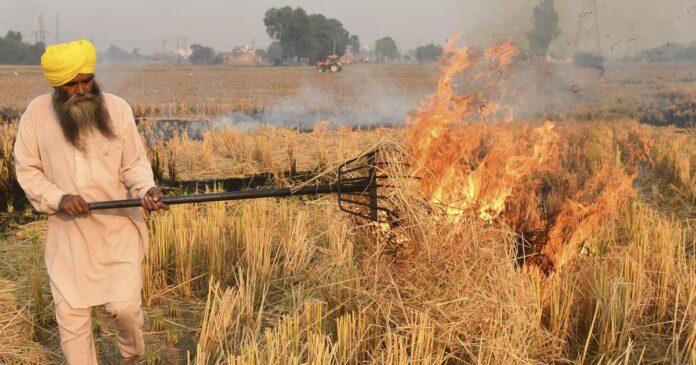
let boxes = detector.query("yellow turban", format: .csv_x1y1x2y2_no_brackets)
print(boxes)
41,39,97,87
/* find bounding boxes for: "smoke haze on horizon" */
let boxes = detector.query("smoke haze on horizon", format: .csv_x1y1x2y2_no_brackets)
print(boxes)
1,0,695,58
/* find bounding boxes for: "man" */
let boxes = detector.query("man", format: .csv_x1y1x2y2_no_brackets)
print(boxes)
14,39,168,364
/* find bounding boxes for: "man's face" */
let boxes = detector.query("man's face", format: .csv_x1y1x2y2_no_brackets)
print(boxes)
58,73,95,98
52,74,115,150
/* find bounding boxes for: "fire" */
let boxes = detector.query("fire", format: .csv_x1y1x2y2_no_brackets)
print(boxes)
407,39,539,223
406,39,650,272
532,166,636,271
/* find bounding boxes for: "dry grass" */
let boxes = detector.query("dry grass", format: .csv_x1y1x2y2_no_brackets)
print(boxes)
143,122,400,181
650,127,696,214
0,123,17,211
0,58,695,364
0,121,693,364
0,278,50,364
162,121,695,365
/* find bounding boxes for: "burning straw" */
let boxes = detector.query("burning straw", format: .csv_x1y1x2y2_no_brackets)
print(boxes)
403,37,652,273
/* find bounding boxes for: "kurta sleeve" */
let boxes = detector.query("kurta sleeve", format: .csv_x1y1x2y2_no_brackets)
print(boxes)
14,109,66,214
119,102,156,198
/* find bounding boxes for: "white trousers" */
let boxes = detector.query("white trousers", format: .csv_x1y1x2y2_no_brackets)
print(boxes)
54,300,145,364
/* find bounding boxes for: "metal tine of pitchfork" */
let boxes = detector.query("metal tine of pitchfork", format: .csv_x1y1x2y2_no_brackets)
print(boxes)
335,146,411,223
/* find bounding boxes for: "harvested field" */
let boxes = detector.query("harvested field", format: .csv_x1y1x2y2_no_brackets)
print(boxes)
2,62,696,124
0,43,696,364
0,64,437,121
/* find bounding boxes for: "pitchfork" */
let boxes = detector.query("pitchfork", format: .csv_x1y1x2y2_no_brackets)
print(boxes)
88,147,399,222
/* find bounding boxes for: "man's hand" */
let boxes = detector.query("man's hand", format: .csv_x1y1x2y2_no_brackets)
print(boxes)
59,195,90,216
141,187,169,212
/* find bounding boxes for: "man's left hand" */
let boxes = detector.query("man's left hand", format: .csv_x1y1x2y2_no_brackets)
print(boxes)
141,187,169,211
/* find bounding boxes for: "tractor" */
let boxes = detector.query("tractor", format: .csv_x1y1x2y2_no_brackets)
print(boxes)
316,55,342,73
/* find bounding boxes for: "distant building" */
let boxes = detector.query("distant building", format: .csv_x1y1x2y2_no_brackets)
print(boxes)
222,46,262,65
340,51,354,64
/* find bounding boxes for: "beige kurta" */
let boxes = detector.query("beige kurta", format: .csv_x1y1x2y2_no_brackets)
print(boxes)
14,93,156,309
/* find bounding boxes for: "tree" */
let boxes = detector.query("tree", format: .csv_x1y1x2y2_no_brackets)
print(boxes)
415,43,443,63
573,52,605,76
375,37,399,62
627,42,696,63
306,14,350,63
686,41,696,61
0,30,42,64
189,44,222,65
265,42,283,65
527,0,560,58
349,35,361,54
132,47,140,64
5,31,22,42
264,6,311,63
573,52,604,68
106,45,131,62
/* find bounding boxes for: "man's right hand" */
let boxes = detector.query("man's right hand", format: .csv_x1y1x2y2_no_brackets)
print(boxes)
59,195,90,216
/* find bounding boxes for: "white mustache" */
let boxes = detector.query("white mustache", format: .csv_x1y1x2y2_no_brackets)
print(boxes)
66,93,97,105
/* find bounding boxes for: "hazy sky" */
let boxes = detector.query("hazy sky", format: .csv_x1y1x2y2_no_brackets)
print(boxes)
1,0,695,57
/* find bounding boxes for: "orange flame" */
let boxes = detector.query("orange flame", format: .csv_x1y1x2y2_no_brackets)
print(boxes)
407,39,534,222
405,39,649,272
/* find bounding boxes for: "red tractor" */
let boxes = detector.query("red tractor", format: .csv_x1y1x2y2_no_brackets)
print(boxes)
316,55,343,73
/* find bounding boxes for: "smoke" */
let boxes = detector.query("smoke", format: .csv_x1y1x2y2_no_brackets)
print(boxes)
212,76,427,131
98,64,154,102
502,62,601,121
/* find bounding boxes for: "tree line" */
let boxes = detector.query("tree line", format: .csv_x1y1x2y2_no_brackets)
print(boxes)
623,42,696,63
0,10,440,66
0,1,556,67
0,31,44,65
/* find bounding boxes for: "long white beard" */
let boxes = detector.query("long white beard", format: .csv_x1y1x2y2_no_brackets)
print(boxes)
62,94,100,135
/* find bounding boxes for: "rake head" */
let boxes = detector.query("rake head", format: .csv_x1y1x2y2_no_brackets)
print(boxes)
336,146,409,223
